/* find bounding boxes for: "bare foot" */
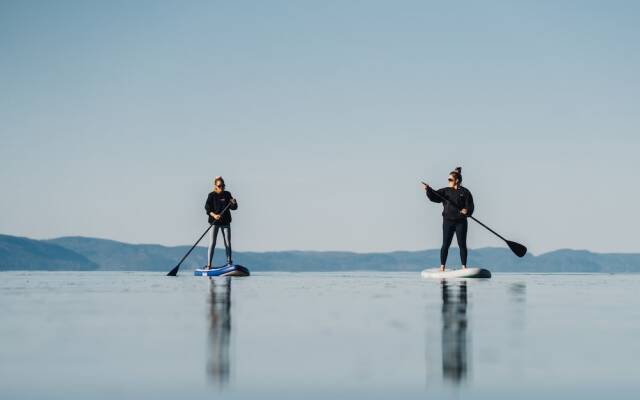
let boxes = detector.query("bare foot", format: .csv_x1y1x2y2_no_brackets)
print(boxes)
462,265,467,269
439,265,445,272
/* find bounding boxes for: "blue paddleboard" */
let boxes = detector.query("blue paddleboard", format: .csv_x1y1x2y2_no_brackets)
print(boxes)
194,264,250,277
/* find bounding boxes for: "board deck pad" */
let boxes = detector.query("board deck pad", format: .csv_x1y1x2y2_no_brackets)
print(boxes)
421,267,491,279
194,264,250,277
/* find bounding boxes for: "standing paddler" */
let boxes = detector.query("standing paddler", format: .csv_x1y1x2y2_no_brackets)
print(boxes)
204,176,238,269
422,167,474,272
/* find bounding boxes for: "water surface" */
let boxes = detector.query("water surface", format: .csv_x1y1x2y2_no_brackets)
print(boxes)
1,272,638,399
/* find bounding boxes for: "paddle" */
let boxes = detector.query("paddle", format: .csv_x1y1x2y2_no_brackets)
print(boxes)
166,199,236,276
421,181,527,258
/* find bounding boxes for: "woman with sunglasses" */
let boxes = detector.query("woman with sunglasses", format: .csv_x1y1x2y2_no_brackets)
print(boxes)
204,176,238,269
422,167,474,272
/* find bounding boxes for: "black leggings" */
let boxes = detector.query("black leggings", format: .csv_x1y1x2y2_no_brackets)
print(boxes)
208,225,232,265
441,219,468,266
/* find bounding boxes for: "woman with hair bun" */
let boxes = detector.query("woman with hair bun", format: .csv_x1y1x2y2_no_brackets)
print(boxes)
204,176,238,269
422,167,474,271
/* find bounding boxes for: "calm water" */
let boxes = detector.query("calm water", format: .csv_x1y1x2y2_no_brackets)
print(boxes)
1,271,639,399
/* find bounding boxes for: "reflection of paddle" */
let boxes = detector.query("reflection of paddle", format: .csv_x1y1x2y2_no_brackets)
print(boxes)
421,181,527,258
167,200,235,276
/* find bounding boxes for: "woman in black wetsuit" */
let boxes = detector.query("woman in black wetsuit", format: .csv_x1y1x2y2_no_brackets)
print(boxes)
423,167,474,272
204,176,238,269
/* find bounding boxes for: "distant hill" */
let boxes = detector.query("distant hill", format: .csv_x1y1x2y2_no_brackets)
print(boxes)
0,234,97,270
45,236,190,271
1,234,639,272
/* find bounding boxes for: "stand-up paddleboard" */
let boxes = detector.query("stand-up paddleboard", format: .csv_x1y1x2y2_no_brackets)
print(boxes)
421,267,491,279
194,264,250,277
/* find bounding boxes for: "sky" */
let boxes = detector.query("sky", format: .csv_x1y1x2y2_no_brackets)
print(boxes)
1,0,639,255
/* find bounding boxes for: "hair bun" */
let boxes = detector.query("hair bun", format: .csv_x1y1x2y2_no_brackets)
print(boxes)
455,167,462,174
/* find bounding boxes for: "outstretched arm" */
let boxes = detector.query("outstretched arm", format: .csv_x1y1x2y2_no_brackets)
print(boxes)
424,185,443,203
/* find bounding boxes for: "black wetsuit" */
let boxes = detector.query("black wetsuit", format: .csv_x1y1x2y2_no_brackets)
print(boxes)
426,186,474,266
204,191,238,264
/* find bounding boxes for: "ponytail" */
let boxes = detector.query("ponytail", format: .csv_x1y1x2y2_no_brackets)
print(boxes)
449,167,462,184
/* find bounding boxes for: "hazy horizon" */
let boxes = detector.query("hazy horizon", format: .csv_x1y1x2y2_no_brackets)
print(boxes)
5,232,639,258
2,1,639,254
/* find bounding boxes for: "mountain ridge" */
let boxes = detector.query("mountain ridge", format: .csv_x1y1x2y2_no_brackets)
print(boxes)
1,234,639,273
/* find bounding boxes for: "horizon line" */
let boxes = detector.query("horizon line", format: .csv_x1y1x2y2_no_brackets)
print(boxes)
3,233,640,257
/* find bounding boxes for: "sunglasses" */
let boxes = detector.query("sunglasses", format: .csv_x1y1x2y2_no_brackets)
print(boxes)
448,178,454,182
215,184,222,188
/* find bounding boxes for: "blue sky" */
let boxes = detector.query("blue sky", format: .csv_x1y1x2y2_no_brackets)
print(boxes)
1,1,639,254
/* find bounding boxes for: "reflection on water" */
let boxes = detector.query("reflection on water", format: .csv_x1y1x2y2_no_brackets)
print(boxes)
509,282,526,303
207,277,232,387
1,272,639,399
441,280,468,384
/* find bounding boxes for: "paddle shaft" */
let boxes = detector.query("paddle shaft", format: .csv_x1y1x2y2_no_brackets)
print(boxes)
421,181,508,242
468,216,507,242
168,199,235,275
174,224,213,269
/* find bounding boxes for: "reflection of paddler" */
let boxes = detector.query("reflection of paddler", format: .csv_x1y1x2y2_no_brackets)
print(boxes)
441,280,468,383
207,278,232,386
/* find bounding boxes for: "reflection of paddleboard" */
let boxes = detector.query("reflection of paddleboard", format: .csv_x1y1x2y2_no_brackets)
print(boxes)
194,264,250,277
421,267,491,279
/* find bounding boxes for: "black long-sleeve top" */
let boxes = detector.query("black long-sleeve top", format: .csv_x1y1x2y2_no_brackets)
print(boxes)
426,186,474,221
205,191,238,225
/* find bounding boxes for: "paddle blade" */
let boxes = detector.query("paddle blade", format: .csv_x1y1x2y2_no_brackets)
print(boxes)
507,241,527,258
166,265,180,276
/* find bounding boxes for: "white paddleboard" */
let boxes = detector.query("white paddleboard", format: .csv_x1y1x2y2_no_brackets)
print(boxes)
421,267,491,279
